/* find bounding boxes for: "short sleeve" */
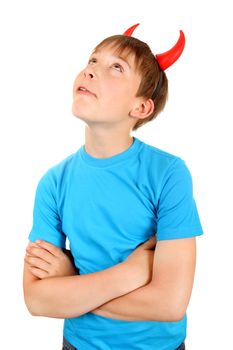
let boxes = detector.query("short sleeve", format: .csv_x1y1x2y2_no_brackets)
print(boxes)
28,169,66,248
156,158,204,241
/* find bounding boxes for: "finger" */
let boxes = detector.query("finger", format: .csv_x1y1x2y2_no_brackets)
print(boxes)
26,241,39,249
24,255,51,272
35,240,63,257
25,241,41,256
29,266,49,279
26,246,56,265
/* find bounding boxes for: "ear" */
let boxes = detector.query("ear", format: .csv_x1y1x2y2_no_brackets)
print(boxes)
129,98,154,119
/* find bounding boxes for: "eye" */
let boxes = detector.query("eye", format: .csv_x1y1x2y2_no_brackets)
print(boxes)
112,63,123,72
88,58,97,64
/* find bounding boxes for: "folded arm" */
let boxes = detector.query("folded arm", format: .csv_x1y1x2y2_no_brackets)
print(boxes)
92,237,196,322
23,240,148,319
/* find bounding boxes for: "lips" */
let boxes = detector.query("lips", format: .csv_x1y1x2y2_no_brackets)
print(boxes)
77,86,97,97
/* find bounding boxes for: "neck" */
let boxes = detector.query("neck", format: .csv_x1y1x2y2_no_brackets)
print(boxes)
84,125,134,158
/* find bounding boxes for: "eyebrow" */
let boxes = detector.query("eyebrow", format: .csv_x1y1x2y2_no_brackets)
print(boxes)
116,55,131,69
90,50,131,69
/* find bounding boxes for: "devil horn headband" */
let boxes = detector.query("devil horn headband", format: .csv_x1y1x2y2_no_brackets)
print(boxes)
123,23,185,71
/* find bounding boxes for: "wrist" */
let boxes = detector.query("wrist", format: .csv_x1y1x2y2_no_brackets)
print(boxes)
120,261,144,291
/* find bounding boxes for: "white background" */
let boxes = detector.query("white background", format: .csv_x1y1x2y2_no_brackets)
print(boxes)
0,0,232,349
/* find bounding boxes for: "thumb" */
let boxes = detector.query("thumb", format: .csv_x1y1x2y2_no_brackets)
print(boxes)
142,235,157,249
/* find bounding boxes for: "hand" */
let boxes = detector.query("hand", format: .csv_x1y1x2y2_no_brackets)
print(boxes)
124,235,157,286
92,236,157,316
24,240,78,279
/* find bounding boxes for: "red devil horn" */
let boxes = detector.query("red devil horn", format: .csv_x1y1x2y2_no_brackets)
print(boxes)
123,23,140,36
155,30,185,70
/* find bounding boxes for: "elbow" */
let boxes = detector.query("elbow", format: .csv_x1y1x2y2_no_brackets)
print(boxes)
152,296,187,322
166,300,187,322
23,290,64,319
168,308,186,322
24,293,41,316
23,288,43,317
158,308,186,323
27,306,40,317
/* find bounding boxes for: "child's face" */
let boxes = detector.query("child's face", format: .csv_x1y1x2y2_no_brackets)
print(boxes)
72,46,142,127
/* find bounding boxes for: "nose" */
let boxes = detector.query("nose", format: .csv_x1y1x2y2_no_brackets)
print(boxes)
83,66,95,80
84,71,94,79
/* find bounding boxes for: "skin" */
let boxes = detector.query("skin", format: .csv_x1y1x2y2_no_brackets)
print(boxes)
23,238,156,319
24,237,196,321
24,241,78,279
72,45,154,158
23,45,197,322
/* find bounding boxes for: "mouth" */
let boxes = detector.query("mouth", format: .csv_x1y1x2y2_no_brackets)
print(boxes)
77,86,97,97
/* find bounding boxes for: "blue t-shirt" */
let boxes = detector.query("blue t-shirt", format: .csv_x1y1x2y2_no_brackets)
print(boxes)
28,136,204,350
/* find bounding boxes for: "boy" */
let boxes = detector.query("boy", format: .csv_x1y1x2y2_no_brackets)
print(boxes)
23,24,203,350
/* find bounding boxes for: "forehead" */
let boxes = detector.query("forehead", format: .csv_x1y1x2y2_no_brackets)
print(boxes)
91,44,138,69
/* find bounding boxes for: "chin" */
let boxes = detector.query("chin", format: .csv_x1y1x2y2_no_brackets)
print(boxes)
72,108,93,124
72,103,86,120
72,111,85,122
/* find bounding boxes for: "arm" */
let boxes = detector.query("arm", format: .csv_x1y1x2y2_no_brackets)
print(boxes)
23,240,152,319
98,157,203,322
24,258,140,319
92,237,196,322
